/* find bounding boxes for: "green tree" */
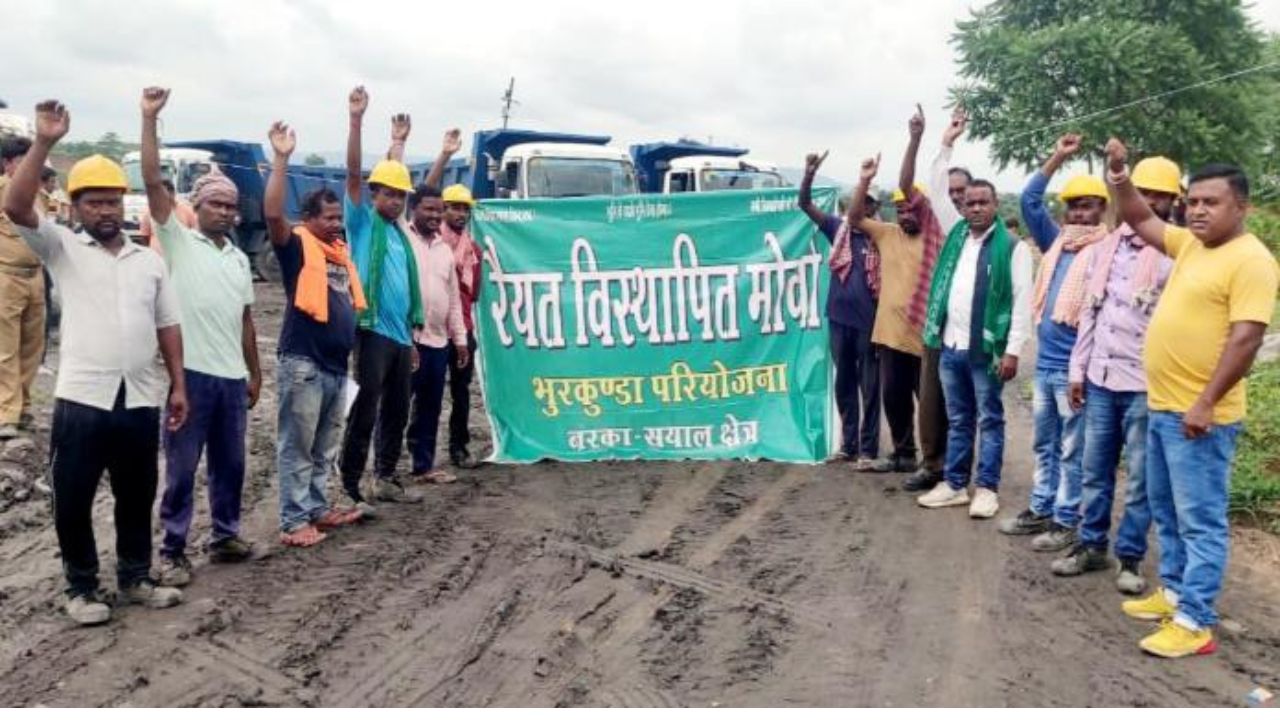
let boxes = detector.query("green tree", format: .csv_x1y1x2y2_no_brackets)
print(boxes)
304,153,326,166
950,0,1279,177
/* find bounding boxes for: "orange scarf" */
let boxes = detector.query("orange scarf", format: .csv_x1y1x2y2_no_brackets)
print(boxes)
294,225,367,323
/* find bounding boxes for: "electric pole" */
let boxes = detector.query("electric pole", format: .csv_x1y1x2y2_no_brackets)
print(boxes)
500,77,518,129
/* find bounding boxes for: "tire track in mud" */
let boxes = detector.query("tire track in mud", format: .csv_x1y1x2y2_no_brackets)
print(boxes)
524,463,816,706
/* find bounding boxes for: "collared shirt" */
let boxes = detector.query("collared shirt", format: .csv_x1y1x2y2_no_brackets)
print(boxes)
345,196,413,346
0,175,42,268
406,223,466,349
941,225,1035,358
442,224,482,333
1069,226,1173,393
153,213,253,379
818,213,877,331
16,216,179,409
1145,225,1278,424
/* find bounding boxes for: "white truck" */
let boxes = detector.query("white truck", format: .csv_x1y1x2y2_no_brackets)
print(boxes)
120,147,215,238
630,141,788,194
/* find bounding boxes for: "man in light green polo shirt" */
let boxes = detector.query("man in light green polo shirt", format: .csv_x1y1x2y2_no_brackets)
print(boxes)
141,87,262,585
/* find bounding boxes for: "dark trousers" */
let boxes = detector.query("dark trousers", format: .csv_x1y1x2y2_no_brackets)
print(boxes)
446,332,477,457
919,347,950,475
50,385,160,597
407,344,450,474
879,346,920,461
830,321,880,457
160,369,247,557
340,329,413,501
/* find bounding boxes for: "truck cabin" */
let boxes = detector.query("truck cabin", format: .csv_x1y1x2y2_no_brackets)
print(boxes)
495,143,638,199
666,156,786,193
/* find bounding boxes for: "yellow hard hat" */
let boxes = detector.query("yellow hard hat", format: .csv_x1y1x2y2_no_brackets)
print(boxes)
890,183,927,204
1131,156,1182,196
1059,175,1108,202
67,154,128,195
442,183,475,207
368,159,413,193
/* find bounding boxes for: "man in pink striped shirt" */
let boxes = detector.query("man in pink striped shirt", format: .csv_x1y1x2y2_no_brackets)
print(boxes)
403,184,469,485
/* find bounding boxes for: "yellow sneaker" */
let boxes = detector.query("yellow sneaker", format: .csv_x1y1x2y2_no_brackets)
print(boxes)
1122,589,1176,621
1139,622,1216,658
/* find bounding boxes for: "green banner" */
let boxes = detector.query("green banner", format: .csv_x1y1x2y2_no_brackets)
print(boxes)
473,187,839,463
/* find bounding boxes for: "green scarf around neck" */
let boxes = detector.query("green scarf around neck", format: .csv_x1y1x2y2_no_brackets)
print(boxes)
921,218,1014,373
360,211,425,332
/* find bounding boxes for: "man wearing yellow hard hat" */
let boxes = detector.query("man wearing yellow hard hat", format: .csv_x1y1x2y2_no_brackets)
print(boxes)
387,125,483,470
1052,155,1179,592
2,100,188,625
999,133,1109,550
0,135,46,440
338,86,425,511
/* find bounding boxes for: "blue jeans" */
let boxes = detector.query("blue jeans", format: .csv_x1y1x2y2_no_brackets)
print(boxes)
406,344,450,474
1078,384,1151,560
160,369,248,556
1028,369,1084,527
1147,410,1241,629
277,354,347,532
939,347,1005,491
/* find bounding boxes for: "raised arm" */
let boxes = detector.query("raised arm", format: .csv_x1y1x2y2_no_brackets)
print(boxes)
3,101,69,229
797,150,829,226
345,86,369,204
1020,134,1079,251
929,105,967,231
899,104,924,196
140,87,173,226
424,128,462,191
386,113,411,162
848,153,881,233
264,121,296,246
1105,138,1166,253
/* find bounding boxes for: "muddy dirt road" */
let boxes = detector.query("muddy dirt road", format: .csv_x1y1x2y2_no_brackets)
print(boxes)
0,283,1277,707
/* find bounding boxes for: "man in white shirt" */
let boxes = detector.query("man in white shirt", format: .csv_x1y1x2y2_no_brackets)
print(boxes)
1,100,188,626
916,179,1034,519
904,108,974,492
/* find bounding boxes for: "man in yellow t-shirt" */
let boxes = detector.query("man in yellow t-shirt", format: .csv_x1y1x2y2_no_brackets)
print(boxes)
1106,139,1279,659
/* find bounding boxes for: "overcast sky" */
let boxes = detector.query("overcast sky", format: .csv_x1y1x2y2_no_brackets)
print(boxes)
4,0,1279,192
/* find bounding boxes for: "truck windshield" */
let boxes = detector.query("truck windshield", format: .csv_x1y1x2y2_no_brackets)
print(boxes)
699,169,785,191
526,157,637,198
123,160,177,193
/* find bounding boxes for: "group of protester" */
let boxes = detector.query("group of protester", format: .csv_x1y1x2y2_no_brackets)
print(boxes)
801,106,1277,659
0,87,484,627
0,87,1276,662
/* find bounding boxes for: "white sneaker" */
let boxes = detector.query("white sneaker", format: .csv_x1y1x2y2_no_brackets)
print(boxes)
918,483,969,508
969,488,999,518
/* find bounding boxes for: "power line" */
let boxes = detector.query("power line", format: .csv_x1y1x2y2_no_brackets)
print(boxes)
1002,59,1280,142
